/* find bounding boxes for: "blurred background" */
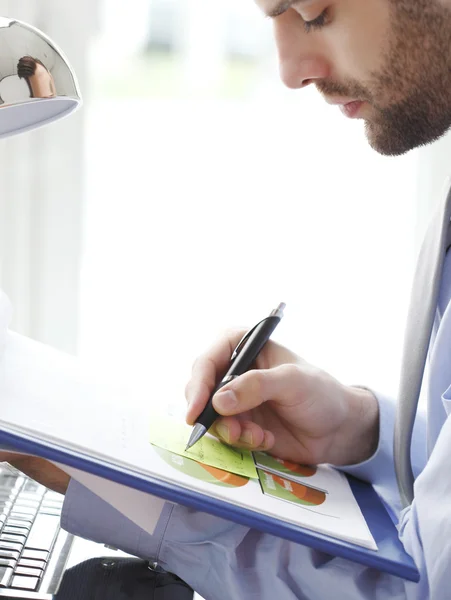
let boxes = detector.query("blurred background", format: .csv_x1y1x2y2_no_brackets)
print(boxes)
1,0,451,413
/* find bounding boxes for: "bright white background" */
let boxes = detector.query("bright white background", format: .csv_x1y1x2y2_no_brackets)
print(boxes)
78,0,418,407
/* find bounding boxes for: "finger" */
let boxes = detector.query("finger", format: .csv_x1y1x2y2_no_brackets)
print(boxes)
213,419,275,452
213,364,302,416
211,416,244,444
185,329,246,424
185,376,213,425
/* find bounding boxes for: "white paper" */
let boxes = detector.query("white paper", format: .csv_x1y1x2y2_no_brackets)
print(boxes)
0,330,376,550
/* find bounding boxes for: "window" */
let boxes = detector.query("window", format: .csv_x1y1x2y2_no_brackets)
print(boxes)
79,0,418,407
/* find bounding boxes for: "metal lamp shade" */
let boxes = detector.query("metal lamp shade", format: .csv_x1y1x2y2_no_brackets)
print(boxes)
0,16,81,138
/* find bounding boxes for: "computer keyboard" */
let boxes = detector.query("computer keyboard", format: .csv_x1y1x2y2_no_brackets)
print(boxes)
0,466,200,599
0,464,73,598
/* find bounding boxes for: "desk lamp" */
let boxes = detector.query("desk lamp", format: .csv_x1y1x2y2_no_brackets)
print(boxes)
0,16,81,138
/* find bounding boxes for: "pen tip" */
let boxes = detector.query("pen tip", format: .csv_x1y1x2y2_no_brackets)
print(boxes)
186,423,207,450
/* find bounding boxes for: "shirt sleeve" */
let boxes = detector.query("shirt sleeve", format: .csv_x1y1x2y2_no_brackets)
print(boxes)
61,478,175,561
338,390,427,520
397,408,451,600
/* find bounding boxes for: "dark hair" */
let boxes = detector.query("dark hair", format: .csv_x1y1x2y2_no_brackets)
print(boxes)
17,56,43,79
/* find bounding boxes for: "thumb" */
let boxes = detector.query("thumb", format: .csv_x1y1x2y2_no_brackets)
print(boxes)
212,364,301,416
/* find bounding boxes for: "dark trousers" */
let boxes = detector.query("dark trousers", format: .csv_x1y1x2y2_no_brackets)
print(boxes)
54,557,194,600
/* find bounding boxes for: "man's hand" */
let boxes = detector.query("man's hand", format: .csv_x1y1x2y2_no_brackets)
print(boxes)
0,452,69,495
185,330,380,466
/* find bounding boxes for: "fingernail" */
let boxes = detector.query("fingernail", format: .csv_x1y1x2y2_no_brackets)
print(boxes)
214,390,238,412
216,423,230,443
239,430,253,445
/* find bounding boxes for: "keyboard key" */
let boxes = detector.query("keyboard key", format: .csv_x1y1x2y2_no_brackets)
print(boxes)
44,491,64,502
14,499,41,509
9,514,37,524
26,514,59,552
0,475,24,492
0,549,20,561
1,482,17,491
39,507,61,517
11,574,40,591
3,526,29,536
6,518,32,529
8,513,33,524
0,559,15,569
0,498,14,508
0,489,17,498
17,492,43,503
23,480,45,495
0,533,26,543
41,502,63,511
0,506,11,519
0,565,14,587
0,541,23,552
15,566,43,577
21,549,48,561
10,506,36,516
18,558,45,570
0,483,17,491
42,496,63,505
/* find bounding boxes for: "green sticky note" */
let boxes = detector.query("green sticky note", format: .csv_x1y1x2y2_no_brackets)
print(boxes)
149,413,258,479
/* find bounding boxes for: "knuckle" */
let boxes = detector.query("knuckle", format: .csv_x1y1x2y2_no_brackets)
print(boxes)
278,363,302,380
236,370,266,400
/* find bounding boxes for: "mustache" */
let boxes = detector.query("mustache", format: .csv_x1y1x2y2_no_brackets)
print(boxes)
315,78,373,103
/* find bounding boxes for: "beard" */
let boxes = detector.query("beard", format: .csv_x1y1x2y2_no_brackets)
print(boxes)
317,0,451,156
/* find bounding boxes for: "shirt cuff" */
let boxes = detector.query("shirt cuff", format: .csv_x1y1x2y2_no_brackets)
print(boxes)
339,390,396,484
61,478,174,561
337,390,401,520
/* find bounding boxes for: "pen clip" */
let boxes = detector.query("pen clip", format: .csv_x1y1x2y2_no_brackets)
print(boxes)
230,318,267,362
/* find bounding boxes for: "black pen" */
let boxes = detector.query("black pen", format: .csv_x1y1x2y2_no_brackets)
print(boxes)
185,302,286,450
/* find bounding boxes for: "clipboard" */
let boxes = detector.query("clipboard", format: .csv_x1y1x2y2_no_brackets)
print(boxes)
0,330,420,583
0,425,419,582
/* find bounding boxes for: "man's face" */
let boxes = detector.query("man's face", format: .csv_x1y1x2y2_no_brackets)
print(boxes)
257,0,451,156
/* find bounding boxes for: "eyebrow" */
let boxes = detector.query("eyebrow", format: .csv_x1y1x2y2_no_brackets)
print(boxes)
265,0,303,18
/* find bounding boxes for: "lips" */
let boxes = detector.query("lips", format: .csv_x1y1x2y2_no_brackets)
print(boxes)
339,100,364,119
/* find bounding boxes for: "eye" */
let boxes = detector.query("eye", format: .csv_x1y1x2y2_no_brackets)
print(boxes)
303,9,329,33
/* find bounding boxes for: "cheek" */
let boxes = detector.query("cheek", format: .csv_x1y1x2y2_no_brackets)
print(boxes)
326,0,391,83
326,32,384,85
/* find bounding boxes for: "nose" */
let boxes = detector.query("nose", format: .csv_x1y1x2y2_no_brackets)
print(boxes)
273,17,330,89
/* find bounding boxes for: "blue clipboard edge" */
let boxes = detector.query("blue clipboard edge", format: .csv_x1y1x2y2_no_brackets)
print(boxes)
0,429,419,583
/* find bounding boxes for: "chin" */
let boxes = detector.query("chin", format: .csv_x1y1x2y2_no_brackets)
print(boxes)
364,112,451,157
365,122,422,157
